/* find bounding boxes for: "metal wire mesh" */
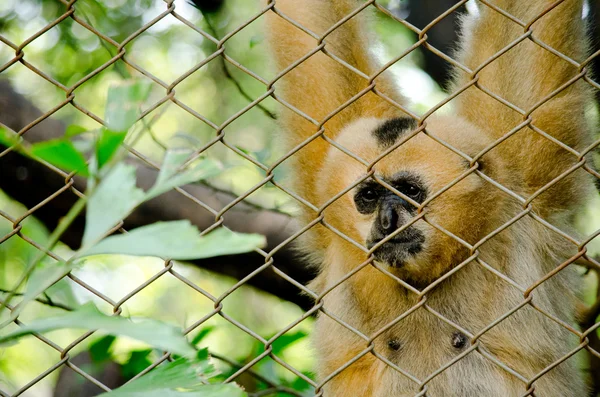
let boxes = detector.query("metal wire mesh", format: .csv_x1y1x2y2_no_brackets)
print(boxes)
0,0,599,396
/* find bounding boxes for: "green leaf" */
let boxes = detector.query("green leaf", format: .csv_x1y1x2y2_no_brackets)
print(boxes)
100,385,246,397
44,277,79,309
65,125,88,138
97,80,152,168
191,326,215,346
0,126,21,148
271,331,308,355
89,335,117,362
30,139,89,177
0,190,49,263
122,349,153,379
145,150,222,200
290,374,313,392
105,81,151,132
82,150,222,247
96,128,127,169
72,138,95,154
80,221,265,260
97,349,247,397
22,260,75,311
82,163,145,246
0,303,196,356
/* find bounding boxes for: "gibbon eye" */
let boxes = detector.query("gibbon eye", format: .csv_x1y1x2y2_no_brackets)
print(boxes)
354,185,381,214
361,188,378,202
400,183,421,199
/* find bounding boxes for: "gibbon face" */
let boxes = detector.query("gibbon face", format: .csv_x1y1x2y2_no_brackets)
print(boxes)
318,115,508,285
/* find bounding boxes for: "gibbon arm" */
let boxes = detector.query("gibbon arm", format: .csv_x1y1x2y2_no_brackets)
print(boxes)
266,0,405,206
453,0,592,211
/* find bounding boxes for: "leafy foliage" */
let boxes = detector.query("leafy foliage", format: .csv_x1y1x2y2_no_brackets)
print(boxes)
0,80,267,396
98,350,246,397
0,0,317,395
121,349,153,380
30,139,90,176
81,221,265,260
105,81,152,132
3,81,264,323
0,303,196,356
145,149,222,201
82,162,146,246
89,335,118,363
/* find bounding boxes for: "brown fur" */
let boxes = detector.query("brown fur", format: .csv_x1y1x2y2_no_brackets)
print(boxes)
265,0,594,395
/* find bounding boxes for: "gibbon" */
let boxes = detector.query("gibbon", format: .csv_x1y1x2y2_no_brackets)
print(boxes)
265,0,594,395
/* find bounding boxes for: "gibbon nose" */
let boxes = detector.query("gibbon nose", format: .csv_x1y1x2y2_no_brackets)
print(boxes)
379,205,397,233
378,199,404,234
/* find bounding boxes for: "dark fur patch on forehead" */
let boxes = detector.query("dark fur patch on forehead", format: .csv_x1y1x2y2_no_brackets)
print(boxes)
372,117,417,148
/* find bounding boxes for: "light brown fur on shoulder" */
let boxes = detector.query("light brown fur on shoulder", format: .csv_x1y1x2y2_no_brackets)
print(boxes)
265,0,594,395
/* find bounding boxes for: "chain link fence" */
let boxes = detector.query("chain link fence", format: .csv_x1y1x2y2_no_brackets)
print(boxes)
1,0,600,396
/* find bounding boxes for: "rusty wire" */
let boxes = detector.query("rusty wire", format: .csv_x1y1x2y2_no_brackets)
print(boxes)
0,0,599,396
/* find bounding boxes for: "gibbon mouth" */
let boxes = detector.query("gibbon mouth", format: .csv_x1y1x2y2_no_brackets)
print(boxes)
367,236,424,267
